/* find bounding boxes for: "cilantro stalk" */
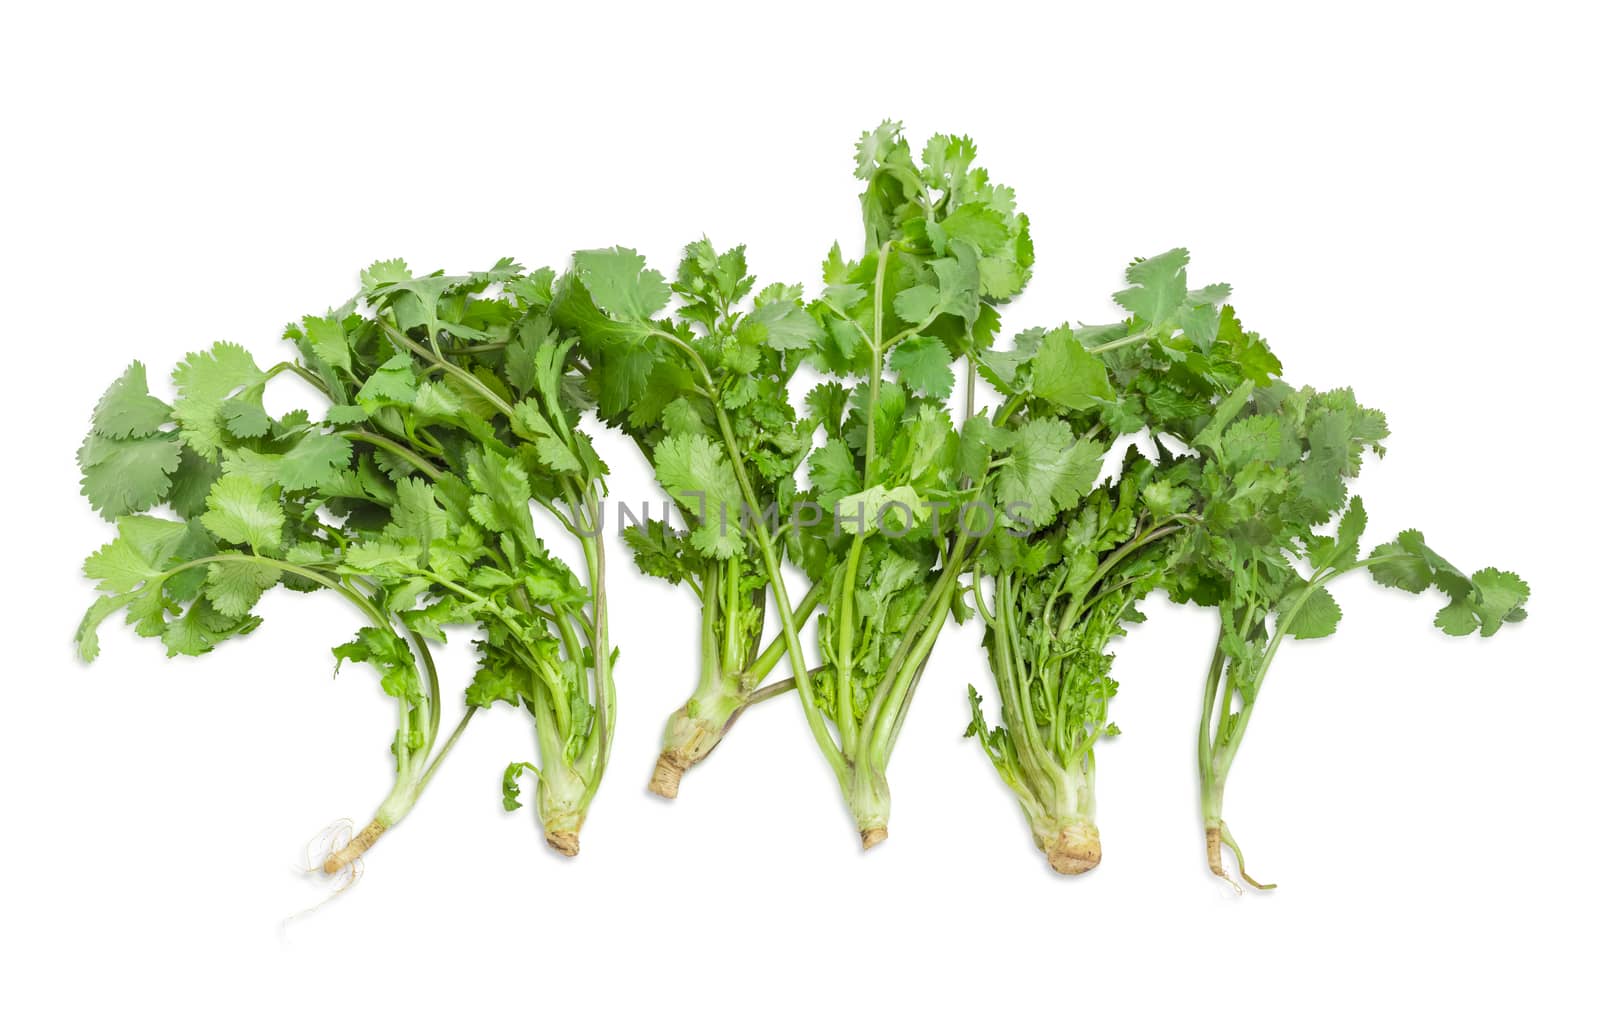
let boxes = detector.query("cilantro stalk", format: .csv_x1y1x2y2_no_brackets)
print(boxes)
964,248,1279,873
969,499,1185,874
75,343,484,873
554,239,832,798
708,399,843,777
516,487,614,855
340,261,621,857
1177,375,1529,888
1195,524,1529,889
648,569,824,797
796,123,1035,846
323,624,460,873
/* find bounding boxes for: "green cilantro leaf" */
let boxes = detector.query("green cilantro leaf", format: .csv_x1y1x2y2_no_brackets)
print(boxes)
573,247,670,323
997,420,1106,525
1283,585,1342,639
203,560,281,618
199,474,284,553
91,362,172,439
1030,326,1112,410
172,342,263,459
78,432,184,518
889,336,955,399
277,432,354,491
653,434,746,559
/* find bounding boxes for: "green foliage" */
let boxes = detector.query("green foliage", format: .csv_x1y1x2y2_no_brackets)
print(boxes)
77,256,617,859
653,433,748,560
966,237,1527,877
70,123,1529,880
994,420,1106,527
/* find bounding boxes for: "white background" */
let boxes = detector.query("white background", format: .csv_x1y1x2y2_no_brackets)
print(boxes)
3,2,1595,1025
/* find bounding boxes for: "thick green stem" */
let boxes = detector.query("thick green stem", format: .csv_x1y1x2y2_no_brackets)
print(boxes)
848,761,891,850
649,669,744,799
1197,622,1231,884
988,576,1061,814
651,570,823,797
720,552,743,674
525,664,589,857
834,538,865,757
536,759,589,858
836,551,968,850
832,242,896,779
502,484,611,852
1025,758,1101,876
701,561,724,688
569,485,613,799
651,557,732,797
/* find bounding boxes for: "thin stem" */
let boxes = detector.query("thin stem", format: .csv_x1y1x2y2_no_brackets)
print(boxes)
407,623,441,745
1216,560,1346,776
743,580,824,686
880,310,941,354
865,545,967,759
864,241,892,481
577,487,613,805
417,706,476,792
1085,327,1153,355
1056,522,1183,637
265,361,330,395
882,659,928,757
717,667,822,739
379,321,518,421
964,355,976,424
710,403,844,777
155,553,385,627
645,328,718,394
819,299,873,348
745,674,800,706
340,431,444,481
1198,622,1228,811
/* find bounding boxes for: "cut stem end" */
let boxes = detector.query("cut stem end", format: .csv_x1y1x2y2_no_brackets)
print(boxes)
860,826,888,851
545,829,580,857
647,751,689,799
1206,825,1228,880
1206,822,1275,891
1045,822,1102,875
322,820,385,875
